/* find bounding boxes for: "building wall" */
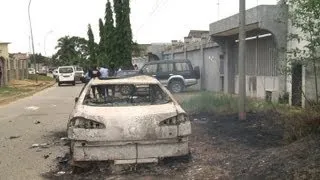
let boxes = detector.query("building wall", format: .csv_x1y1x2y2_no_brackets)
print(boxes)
0,43,9,86
203,47,221,91
186,50,202,90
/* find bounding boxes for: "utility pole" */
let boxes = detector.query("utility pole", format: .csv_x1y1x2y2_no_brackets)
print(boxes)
28,0,37,83
238,0,246,120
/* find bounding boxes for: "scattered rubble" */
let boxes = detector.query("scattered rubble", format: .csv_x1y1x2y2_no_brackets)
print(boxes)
34,120,41,124
60,137,68,141
9,135,21,139
31,143,49,149
56,171,66,176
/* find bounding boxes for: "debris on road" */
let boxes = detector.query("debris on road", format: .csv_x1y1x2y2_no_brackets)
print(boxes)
60,137,68,141
31,143,49,149
43,153,52,159
31,144,39,148
34,120,41,124
9,135,21,139
56,171,66,176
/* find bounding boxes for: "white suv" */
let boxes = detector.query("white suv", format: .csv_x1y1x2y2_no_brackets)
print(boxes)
57,66,76,86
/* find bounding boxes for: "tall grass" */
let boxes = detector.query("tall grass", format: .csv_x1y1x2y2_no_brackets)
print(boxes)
181,92,278,114
180,91,320,142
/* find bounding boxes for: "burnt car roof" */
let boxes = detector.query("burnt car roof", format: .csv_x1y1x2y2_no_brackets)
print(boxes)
91,75,159,85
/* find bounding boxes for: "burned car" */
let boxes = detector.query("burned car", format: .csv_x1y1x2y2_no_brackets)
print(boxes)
67,75,191,165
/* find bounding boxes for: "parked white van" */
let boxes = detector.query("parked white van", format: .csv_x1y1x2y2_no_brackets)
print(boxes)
57,66,76,86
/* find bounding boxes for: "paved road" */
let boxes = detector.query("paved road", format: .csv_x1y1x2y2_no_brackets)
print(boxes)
0,83,83,180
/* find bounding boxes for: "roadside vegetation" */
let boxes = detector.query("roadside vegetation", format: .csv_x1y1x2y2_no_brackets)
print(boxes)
28,74,55,81
181,91,320,142
177,91,320,179
0,78,55,105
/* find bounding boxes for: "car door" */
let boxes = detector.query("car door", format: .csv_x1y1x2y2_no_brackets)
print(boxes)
156,62,174,86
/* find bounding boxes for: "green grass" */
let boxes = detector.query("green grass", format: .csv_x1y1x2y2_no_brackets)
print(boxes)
28,74,54,81
0,86,31,97
180,91,320,142
180,91,280,114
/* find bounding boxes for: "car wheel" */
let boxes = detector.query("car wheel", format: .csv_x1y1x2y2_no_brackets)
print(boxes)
58,82,61,86
72,81,76,86
169,80,184,93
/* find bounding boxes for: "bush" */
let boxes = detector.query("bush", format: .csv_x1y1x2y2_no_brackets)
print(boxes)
281,108,320,142
28,74,54,81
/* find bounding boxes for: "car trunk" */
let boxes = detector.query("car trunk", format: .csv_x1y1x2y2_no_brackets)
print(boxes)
69,103,186,142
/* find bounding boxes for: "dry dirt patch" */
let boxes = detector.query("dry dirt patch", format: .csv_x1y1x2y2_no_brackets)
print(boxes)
0,79,55,105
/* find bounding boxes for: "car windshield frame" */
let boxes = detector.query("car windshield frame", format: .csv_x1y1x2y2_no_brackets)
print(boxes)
81,83,172,107
59,67,74,74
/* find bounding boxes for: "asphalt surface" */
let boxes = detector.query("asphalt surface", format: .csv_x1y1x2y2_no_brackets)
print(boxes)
0,83,83,180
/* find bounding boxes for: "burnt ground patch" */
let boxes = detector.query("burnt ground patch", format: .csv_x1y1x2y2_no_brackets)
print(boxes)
42,111,320,180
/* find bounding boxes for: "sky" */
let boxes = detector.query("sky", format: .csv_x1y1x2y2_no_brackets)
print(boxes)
0,0,278,56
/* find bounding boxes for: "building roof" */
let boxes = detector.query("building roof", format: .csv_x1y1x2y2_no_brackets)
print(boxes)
91,75,159,85
188,30,209,38
0,42,11,44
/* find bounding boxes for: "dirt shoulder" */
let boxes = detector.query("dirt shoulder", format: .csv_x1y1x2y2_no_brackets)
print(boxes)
0,79,55,106
43,111,320,180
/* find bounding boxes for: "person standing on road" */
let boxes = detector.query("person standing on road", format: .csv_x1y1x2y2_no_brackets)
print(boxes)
99,65,109,79
134,64,139,70
88,66,101,98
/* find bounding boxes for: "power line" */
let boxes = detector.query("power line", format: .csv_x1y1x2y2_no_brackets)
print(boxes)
135,0,169,34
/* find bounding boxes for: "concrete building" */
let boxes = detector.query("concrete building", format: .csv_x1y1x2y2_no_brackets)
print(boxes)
0,42,10,86
146,2,319,107
148,4,289,101
210,4,288,101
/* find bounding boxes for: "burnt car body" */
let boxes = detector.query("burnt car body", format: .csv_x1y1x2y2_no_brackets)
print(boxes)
67,75,191,165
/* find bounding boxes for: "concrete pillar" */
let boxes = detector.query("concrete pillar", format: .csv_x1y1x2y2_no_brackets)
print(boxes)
223,41,229,94
4,59,8,85
184,45,187,59
223,39,235,94
200,42,206,90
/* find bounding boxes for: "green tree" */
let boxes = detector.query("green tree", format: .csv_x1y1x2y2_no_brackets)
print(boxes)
288,0,320,103
98,18,105,66
103,0,115,67
113,0,133,69
87,24,97,67
54,36,89,67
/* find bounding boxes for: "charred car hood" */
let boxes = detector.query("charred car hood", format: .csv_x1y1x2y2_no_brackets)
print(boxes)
68,102,188,141
72,102,184,123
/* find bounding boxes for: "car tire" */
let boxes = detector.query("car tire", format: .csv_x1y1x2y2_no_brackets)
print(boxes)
72,81,76,86
58,82,61,86
169,80,184,93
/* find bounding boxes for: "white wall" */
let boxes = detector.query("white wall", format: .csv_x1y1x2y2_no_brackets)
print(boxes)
235,75,279,100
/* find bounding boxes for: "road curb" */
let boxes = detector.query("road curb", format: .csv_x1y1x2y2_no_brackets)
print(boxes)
0,81,56,106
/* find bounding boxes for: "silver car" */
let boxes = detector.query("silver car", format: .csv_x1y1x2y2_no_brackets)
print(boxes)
67,75,191,165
